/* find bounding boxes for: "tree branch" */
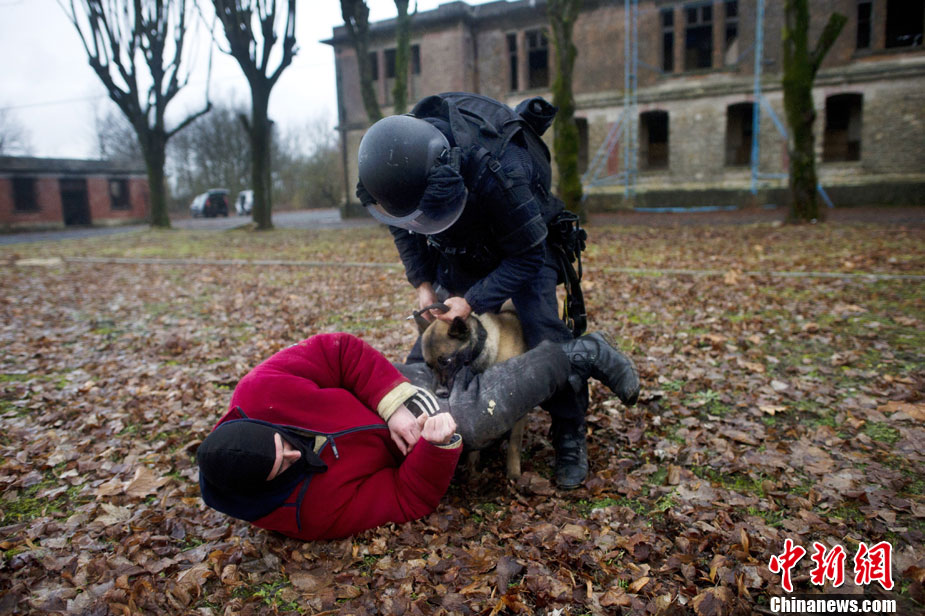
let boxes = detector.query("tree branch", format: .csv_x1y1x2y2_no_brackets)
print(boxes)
810,12,847,77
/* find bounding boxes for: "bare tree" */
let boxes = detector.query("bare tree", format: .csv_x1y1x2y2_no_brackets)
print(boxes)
0,108,32,156
60,0,212,228
168,101,252,207
782,0,846,222
94,107,143,165
548,0,584,219
211,0,297,231
274,117,342,209
341,0,382,123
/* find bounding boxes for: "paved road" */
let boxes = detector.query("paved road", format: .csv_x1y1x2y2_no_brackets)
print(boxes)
0,209,377,245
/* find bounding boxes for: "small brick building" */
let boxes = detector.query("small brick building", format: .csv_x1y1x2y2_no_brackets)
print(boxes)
325,0,925,211
0,156,149,231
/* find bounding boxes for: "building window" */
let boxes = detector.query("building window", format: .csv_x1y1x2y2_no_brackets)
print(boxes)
684,3,714,71
725,102,754,166
856,1,872,49
640,110,669,170
526,29,549,89
662,8,675,72
507,33,519,90
109,178,130,210
885,0,923,48
368,51,379,81
823,93,863,162
384,48,397,79
411,44,421,75
724,1,739,64
12,177,38,212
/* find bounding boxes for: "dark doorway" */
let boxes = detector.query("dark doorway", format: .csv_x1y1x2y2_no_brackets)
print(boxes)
725,102,754,166
60,179,92,226
640,110,670,170
823,93,863,162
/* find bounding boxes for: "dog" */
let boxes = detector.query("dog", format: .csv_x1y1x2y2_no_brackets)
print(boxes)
413,301,529,479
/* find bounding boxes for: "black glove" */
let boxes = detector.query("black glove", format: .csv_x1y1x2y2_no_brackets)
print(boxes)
356,181,375,207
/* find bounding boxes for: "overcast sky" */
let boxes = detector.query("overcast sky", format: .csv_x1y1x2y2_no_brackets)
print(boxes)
0,0,491,159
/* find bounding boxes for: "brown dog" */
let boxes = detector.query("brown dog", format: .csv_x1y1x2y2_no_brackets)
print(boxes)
414,301,528,479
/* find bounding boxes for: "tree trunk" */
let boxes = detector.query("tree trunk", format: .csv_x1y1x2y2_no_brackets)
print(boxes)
549,0,585,220
142,135,171,228
781,0,846,223
251,88,274,230
342,0,382,123
391,0,413,115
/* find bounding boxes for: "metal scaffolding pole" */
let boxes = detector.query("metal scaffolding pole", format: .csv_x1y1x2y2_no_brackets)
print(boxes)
749,0,765,194
623,0,639,199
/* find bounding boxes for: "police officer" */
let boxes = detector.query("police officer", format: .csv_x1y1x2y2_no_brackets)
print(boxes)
355,93,639,489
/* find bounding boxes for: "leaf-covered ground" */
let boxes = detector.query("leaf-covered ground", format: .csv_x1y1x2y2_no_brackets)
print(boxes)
1,219,923,615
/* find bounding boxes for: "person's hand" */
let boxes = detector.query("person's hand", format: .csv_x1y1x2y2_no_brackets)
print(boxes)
435,296,471,323
387,406,422,455
417,412,457,445
416,282,439,322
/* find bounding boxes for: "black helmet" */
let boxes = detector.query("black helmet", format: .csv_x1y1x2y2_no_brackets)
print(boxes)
358,115,466,234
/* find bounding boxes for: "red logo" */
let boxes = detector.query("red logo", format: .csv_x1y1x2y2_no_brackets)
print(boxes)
769,539,893,593
854,541,894,591
769,538,806,593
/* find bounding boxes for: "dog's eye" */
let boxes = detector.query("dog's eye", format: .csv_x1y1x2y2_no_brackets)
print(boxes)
438,357,452,367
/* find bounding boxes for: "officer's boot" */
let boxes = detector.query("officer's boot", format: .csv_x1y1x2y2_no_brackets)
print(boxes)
562,332,640,406
551,416,588,490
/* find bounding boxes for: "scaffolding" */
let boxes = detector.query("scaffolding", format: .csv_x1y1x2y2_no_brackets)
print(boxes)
582,0,833,208
582,0,639,201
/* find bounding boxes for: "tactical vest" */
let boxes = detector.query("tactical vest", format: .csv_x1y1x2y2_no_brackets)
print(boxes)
411,93,587,337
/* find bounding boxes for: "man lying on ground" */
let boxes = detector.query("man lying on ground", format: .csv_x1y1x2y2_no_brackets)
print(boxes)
197,332,638,540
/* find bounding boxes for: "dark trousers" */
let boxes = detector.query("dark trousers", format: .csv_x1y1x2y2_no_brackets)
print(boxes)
395,341,572,450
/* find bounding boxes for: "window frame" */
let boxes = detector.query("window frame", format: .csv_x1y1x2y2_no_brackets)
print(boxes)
683,2,715,71
12,177,39,212
109,178,131,211
525,28,550,90
662,8,675,73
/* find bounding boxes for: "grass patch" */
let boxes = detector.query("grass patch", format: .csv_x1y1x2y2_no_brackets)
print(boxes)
745,506,786,528
864,422,901,445
232,579,301,613
822,502,866,525
692,466,769,498
0,478,89,525
577,496,650,517
684,390,734,418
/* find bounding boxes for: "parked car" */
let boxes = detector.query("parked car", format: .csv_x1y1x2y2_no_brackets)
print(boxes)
235,189,254,216
189,189,230,218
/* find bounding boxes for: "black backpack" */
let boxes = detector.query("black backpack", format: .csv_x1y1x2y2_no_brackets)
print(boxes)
411,92,561,222
411,92,588,337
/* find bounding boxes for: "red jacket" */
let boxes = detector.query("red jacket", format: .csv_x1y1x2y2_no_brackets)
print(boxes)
206,333,462,540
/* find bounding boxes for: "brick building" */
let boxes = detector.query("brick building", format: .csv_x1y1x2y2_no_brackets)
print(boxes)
325,0,925,211
0,157,150,231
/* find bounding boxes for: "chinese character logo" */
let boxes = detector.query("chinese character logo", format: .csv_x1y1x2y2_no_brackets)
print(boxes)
769,538,806,593
854,541,894,591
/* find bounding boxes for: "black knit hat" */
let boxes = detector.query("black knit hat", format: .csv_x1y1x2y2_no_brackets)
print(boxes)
197,421,278,493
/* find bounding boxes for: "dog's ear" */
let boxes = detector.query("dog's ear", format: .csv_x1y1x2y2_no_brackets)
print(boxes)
448,316,470,340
